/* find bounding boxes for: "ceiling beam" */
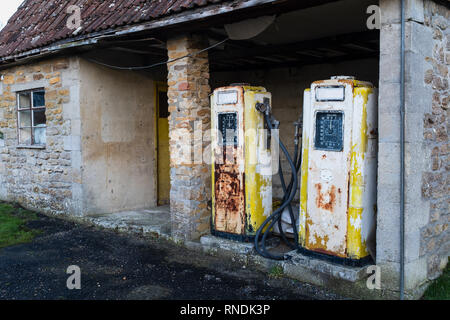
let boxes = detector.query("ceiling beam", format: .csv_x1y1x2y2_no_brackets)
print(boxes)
210,30,379,63
211,51,378,72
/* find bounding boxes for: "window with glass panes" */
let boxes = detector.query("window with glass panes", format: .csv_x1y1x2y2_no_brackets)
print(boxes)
17,89,46,146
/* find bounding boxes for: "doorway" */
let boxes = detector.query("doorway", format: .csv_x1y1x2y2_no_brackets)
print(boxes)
156,83,170,206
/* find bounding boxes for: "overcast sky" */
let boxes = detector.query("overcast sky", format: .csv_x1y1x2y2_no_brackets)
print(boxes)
0,0,24,30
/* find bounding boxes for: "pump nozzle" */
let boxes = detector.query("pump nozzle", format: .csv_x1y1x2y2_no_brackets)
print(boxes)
255,97,271,116
271,119,280,130
293,120,302,145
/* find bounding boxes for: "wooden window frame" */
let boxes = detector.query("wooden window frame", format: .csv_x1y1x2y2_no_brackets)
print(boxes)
16,88,46,146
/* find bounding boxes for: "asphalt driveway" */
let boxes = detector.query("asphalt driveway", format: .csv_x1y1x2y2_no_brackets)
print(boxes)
0,211,342,300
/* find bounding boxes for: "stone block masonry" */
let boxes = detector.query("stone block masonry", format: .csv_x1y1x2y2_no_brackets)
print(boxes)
0,57,82,216
167,34,212,241
420,0,449,281
378,0,449,297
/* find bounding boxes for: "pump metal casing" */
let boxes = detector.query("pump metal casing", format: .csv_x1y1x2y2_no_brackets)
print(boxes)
211,85,272,241
299,77,378,261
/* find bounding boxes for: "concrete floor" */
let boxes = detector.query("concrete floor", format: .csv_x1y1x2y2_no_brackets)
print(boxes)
85,206,296,258
82,206,371,297
0,210,344,300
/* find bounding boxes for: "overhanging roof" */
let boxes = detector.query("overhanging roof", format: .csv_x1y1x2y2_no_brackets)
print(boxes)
0,0,341,67
0,0,233,60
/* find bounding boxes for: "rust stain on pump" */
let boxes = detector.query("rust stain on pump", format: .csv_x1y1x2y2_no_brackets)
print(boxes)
211,85,272,239
214,143,245,235
315,184,337,212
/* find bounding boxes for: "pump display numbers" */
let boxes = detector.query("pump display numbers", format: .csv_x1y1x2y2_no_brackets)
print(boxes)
218,113,238,146
315,112,344,151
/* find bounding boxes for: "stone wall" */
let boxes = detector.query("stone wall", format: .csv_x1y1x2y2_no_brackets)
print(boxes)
167,34,212,241
378,0,449,298
0,57,82,216
420,0,449,281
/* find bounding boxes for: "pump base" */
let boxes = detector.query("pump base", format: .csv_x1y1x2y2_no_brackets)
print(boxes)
297,246,374,267
211,229,255,243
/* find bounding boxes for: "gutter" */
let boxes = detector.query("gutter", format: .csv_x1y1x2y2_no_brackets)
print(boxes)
0,37,103,70
400,0,406,301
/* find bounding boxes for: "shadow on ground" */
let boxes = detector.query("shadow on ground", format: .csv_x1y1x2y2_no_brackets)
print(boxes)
0,211,344,300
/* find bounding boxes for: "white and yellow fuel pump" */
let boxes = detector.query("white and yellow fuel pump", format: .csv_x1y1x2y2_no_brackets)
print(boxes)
298,76,378,264
211,85,273,241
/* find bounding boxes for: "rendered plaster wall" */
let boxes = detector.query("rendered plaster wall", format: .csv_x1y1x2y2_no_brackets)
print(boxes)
79,59,157,216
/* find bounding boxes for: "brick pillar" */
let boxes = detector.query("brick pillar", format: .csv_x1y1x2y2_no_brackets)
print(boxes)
167,34,211,241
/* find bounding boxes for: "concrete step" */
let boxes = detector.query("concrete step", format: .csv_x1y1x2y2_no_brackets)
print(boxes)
85,206,171,239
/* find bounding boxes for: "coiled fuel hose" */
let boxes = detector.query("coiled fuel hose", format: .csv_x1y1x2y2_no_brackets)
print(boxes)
254,107,301,260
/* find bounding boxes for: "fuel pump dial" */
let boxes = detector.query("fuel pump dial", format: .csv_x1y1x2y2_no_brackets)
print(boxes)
315,112,344,151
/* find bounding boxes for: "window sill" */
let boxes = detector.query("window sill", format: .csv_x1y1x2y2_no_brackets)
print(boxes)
16,145,46,150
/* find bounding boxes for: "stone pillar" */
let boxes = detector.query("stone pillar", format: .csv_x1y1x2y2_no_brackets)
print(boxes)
377,0,406,293
378,0,448,298
166,34,211,241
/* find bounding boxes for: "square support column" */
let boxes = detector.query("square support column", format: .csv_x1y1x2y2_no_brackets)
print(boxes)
378,0,449,298
167,34,212,241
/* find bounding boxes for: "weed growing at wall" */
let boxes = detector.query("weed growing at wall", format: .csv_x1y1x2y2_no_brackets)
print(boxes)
0,202,40,248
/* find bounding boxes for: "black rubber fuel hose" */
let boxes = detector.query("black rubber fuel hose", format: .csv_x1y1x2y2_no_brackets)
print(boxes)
254,114,299,260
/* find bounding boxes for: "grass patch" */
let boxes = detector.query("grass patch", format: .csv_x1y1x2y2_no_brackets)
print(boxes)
423,259,449,300
268,265,284,279
0,202,40,249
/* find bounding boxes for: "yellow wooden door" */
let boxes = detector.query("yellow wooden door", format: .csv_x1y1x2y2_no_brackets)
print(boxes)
157,85,170,206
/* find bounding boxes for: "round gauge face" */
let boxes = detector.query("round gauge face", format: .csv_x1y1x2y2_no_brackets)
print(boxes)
314,111,344,152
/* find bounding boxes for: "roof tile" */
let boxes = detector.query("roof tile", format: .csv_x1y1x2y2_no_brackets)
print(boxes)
0,0,230,59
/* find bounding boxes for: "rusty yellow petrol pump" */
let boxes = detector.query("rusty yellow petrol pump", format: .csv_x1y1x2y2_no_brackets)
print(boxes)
211,85,273,241
299,76,378,265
